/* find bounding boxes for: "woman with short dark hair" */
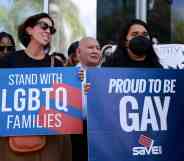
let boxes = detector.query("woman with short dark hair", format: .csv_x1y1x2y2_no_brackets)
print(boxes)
0,13,71,161
18,12,55,53
0,12,63,67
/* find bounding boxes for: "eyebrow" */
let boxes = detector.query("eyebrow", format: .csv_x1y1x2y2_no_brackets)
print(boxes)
131,30,149,35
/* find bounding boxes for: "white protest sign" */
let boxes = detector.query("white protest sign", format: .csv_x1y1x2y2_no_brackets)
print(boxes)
154,44,184,69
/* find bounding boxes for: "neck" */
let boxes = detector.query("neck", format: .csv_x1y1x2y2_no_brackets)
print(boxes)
25,42,45,60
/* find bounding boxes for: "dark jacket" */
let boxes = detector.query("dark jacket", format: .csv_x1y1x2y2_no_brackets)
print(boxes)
102,47,162,68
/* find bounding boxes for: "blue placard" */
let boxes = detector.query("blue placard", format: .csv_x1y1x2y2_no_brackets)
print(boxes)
87,68,183,161
0,67,83,136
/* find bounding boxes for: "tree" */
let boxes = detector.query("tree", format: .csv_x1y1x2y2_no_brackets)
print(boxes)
49,0,86,54
0,0,43,48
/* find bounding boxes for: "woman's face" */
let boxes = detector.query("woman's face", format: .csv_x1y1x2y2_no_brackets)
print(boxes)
126,24,150,43
27,17,55,47
0,37,14,56
125,24,151,60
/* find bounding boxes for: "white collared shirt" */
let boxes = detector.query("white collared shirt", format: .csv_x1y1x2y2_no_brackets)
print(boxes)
76,63,87,119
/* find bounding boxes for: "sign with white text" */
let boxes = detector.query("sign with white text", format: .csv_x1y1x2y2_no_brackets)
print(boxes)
87,68,183,161
0,67,82,136
154,44,184,69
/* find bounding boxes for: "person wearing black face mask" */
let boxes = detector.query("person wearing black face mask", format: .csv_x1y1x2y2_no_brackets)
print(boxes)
128,35,152,56
102,19,162,68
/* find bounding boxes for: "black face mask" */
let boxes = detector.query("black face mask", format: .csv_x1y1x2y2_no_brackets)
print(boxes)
128,36,152,56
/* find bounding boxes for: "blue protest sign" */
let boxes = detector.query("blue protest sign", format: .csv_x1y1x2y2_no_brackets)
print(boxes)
0,67,83,136
87,68,183,161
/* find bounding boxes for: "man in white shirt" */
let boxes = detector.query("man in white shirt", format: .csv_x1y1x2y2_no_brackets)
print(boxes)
77,36,101,117
72,37,101,161
77,36,101,68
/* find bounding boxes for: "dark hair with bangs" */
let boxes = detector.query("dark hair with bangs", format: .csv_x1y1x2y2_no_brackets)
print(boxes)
18,12,55,53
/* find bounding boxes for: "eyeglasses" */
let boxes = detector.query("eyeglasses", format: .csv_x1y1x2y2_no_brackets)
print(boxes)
36,21,56,34
0,44,15,52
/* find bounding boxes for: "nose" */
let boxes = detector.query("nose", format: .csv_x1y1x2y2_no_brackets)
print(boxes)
45,27,51,34
93,46,100,53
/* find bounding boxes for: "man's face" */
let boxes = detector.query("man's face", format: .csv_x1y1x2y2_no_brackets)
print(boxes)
78,38,101,67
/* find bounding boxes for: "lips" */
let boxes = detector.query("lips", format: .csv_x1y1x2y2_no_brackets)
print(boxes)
42,34,50,42
90,53,100,59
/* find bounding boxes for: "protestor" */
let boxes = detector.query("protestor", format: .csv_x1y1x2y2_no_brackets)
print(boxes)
0,32,16,58
0,13,71,161
71,37,101,161
66,41,79,66
51,52,67,66
102,19,162,68
77,37,101,68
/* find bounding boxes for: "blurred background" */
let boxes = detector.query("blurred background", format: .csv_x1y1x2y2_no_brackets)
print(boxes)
0,0,184,56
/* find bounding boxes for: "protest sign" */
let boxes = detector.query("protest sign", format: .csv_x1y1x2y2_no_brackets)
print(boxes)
87,68,183,161
154,44,184,69
0,67,82,136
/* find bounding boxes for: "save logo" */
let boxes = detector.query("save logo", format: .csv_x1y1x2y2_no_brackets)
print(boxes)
132,135,162,156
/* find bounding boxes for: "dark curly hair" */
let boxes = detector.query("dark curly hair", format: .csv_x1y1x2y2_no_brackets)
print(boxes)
18,12,55,53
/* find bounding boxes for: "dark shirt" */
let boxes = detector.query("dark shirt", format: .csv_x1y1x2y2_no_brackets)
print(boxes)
0,50,63,68
0,50,71,161
102,48,162,68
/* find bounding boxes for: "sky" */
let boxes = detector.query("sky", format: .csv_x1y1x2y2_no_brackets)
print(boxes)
0,0,13,9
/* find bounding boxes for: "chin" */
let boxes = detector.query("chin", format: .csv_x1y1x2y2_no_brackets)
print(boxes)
41,41,49,47
89,61,99,66
44,40,50,44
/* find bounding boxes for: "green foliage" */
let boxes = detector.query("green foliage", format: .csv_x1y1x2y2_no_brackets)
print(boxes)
173,21,184,43
50,0,86,53
0,0,43,48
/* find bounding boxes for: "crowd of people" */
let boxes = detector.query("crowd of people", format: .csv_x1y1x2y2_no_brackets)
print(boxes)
0,12,163,161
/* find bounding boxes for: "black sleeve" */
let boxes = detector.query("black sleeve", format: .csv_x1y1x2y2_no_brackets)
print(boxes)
0,54,12,68
0,51,21,68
